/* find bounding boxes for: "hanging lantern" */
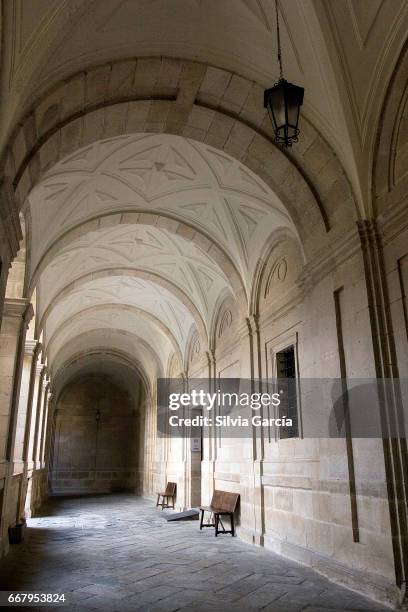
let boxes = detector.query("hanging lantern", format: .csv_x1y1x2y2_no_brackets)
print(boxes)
264,0,304,147
264,79,304,147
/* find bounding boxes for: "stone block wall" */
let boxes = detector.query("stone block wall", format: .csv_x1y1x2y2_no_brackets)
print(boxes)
50,374,139,496
155,226,401,606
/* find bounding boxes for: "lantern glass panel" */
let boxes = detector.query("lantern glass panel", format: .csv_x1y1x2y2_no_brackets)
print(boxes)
264,79,304,146
286,83,303,128
269,85,286,130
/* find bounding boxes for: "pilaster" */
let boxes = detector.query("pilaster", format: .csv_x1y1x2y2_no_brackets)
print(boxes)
235,316,265,545
358,218,408,601
0,298,33,558
32,366,47,469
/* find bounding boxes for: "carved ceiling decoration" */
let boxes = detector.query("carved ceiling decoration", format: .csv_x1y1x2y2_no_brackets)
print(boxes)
29,134,295,286
42,275,195,353
28,133,297,382
36,222,229,328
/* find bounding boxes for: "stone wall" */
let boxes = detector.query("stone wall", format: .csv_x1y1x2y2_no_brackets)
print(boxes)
155,226,402,606
50,374,140,495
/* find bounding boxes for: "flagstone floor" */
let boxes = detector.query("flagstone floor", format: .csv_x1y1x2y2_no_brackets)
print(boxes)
0,494,389,611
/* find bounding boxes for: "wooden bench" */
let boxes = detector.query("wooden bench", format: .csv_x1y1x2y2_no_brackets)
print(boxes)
199,490,239,536
156,482,176,509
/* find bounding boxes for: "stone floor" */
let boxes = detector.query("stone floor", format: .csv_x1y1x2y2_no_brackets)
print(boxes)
0,494,390,612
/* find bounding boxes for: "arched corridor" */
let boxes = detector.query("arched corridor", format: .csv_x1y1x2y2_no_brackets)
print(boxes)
0,2,407,610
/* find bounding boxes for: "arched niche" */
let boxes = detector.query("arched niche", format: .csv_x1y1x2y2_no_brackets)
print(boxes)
256,237,303,320
211,291,240,355
185,327,207,377
167,352,183,380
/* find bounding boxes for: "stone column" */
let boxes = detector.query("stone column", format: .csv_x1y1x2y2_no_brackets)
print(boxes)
22,353,44,518
0,298,33,557
236,316,264,545
15,341,42,519
43,393,56,467
32,367,47,469
26,360,44,470
358,219,408,599
39,386,51,467
248,314,265,545
21,343,42,466
201,349,215,505
36,382,49,468
13,340,37,472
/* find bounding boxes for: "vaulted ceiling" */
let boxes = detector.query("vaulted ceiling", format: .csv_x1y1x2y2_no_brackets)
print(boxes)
2,0,407,388
29,134,294,287
28,134,296,381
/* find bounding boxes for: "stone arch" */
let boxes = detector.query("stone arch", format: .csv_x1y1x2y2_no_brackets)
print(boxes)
44,303,184,367
36,267,207,343
373,41,408,216
22,205,33,299
51,328,164,380
2,57,357,263
0,179,22,305
53,348,152,404
5,212,26,300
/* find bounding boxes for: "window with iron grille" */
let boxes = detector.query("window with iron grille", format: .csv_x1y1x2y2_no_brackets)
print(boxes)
276,345,298,438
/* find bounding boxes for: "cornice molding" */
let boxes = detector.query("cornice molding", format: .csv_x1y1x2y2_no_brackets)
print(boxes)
259,289,304,330
377,196,408,245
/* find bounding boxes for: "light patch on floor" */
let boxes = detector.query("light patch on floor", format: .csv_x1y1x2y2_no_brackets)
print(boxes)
0,495,389,612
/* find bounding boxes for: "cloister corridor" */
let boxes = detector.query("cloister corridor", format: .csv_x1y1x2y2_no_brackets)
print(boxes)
0,2,408,611
0,494,390,612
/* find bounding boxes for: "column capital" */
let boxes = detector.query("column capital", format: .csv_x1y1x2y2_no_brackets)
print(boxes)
36,363,45,377
205,349,215,365
24,339,41,357
246,314,260,335
3,298,33,325
23,303,34,326
237,317,252,341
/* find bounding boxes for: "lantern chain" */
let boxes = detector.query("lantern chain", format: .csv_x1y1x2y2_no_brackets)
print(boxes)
275,0,283,81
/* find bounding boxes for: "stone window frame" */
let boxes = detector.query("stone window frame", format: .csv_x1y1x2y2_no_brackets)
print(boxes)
269,330,303,442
